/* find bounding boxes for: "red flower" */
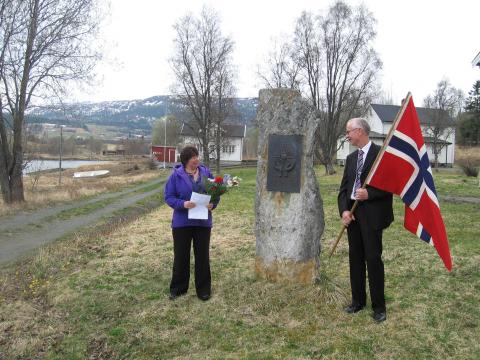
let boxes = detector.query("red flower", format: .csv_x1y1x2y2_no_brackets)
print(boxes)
214,176,223,184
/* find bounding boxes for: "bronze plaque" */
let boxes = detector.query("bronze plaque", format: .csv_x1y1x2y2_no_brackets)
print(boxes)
267,134,302,193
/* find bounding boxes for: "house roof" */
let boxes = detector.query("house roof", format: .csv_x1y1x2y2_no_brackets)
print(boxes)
367,131,451,145
369,131,384,139
180,123,246,138
370,103,455,127
473,51,480,67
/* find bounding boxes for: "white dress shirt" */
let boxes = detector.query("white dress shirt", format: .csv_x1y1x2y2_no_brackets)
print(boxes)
351,141,372,200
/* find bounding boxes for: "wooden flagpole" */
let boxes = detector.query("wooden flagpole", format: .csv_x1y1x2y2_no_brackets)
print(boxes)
329,92,413,258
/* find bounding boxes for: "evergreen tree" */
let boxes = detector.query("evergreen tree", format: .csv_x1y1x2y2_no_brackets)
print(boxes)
465,80,480,113
459,80,480,145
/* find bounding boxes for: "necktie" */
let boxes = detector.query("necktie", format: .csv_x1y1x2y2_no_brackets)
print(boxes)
353,149,364,196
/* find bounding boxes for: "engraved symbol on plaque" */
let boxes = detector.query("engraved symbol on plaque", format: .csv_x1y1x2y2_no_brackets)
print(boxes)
272,144,296,177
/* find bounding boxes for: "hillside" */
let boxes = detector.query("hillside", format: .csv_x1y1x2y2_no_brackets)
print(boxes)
25,96,259,132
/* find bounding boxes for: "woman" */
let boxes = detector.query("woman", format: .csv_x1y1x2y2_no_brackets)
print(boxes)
164,146,219,301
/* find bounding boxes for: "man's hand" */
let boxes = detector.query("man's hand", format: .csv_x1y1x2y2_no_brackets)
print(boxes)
341,211,355,227
355,188,369,201
207,203,214,211
184,201,196,209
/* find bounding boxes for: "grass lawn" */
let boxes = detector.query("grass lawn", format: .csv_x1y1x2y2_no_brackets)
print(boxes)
0,167,479,359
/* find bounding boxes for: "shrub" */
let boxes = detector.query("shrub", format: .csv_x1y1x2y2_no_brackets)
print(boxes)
456,158,479,177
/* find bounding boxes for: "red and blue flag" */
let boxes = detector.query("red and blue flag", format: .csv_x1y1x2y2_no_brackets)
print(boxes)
366,94,452,271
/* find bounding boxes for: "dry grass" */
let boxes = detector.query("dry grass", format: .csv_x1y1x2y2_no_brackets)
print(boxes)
0,159,164,217
455,146,480,177
0,167,479,359
456,146,480,162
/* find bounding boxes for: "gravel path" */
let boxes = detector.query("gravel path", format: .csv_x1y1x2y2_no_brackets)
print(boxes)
0,177,166,266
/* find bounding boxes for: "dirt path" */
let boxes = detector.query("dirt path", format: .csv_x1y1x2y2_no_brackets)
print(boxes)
0,177,166,266
441,195,480,204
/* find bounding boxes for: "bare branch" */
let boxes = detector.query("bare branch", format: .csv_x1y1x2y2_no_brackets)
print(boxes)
170,5,236,170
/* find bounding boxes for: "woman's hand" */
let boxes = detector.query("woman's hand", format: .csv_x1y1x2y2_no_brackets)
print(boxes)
184,201,196,209
207,203,214,211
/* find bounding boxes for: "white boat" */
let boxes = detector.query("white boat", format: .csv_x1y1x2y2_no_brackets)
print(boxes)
73,170,110,178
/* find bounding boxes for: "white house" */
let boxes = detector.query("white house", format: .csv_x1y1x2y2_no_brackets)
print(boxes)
472,51,480,68
179,123,246,162
337,103,456,167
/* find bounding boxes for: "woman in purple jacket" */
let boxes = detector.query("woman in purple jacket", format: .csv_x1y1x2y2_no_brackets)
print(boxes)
164,146,219,301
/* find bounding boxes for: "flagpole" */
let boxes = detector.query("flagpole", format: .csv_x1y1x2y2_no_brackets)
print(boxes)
329,92,413,258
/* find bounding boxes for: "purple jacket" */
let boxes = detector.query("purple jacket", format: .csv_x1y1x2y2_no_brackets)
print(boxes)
164,164,219,228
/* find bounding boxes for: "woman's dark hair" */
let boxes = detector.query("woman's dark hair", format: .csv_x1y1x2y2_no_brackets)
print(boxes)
180,146,199,166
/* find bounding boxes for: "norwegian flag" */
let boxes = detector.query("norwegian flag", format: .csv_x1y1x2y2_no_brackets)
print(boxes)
366,94,452,271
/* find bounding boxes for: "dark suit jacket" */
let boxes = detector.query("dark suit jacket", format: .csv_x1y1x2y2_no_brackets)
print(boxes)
337,142,394,231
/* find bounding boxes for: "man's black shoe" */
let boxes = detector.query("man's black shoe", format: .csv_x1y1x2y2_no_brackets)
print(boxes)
344,304,364,314
198,293,211,301
373,311,387,323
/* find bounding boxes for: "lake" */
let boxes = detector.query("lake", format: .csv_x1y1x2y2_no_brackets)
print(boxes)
23,160,111,174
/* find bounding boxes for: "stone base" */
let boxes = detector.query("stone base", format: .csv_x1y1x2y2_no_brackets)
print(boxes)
255,257,318,284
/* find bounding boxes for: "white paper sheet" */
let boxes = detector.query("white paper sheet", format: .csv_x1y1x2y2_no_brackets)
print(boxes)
188,192,211,220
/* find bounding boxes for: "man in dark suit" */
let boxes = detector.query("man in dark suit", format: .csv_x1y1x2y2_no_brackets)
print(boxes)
338,118,394,323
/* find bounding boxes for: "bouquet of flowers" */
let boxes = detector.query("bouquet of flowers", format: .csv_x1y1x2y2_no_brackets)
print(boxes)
203,173,241,202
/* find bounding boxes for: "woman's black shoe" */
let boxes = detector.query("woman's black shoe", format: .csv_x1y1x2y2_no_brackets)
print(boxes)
344,303,365,314
169,292,186,300
198,293,211,301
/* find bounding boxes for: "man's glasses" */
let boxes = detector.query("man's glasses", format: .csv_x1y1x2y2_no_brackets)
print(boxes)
345,128,360,135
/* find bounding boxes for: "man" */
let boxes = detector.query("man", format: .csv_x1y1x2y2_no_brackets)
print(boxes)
337,118,393,323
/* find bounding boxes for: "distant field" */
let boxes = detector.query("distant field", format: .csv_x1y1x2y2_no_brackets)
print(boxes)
0,167,478,358
85,123,130,139
35,123,146,140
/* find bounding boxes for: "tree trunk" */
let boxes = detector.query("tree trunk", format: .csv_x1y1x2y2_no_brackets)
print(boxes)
0,171,12,203
0,159,24,204
434,152,439,172
324,160,336,175
215,123,221,174
202,134,210,168
318,141,337,175
9,111,26,203
10,163,24,203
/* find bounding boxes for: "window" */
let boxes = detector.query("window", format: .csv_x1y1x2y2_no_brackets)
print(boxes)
222,145,235,154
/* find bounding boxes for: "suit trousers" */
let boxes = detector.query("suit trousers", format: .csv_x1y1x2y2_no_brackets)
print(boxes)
346,202,386,313
170,226,211,297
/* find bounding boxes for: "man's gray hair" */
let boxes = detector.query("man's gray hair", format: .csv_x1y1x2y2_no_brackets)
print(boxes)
349,117,371,135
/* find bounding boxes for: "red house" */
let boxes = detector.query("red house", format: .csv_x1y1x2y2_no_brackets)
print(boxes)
151,145,177,163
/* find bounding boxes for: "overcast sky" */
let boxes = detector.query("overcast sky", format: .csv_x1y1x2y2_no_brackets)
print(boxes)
75,0,480,105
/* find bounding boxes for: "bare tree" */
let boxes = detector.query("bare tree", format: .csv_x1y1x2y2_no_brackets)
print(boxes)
423,79,464,169
170,6,235,167
87,136,102,157
0,0,24,203
152,114,181,147
293,11,323,108
259,1,381,175
123,138,150,156
257,36,301,90
211,60,236,174
0,0,103,204
316,2,381,174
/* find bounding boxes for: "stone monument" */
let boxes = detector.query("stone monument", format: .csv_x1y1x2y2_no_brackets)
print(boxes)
255,88,324,284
